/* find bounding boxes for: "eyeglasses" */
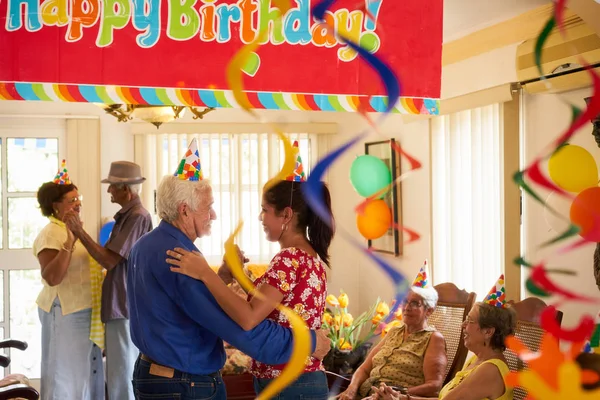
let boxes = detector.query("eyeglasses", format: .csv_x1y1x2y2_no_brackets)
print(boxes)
402,300,424,310
63,195,82,204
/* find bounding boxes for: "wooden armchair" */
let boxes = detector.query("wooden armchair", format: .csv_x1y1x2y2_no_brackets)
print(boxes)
504,297,562,400
428,283,477,385
0,339,39,400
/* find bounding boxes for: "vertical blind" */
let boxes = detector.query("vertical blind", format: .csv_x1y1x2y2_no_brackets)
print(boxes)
135,132,317,264
431,103,504,299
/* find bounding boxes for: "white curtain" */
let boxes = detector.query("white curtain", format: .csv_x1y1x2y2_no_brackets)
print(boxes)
431,104,504,300
135,132,317,265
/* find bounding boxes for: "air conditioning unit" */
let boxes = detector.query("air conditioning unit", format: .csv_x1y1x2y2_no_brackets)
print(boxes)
516,17,600,94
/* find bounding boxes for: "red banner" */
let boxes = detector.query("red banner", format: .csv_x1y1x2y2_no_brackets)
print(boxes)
0,0,442,108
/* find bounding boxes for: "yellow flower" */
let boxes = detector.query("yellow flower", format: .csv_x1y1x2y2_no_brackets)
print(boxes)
326,294,340,307
322,313,333,325
338,293,349,308
376,301,390,316
381,320,403,337
372,313,384,325
342,313,353,327
395,309,403,321
334,315,342,327
280,282,290,292
337,338,353,350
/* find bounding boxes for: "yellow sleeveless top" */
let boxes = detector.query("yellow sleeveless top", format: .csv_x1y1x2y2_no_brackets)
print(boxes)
359,324,436,397
439,356,513,400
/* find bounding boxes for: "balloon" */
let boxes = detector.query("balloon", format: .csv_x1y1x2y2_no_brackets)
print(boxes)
350,155,392,198
99,221,115,246
570,187,600,241
548,144,598,193
543,191,573,233
357,200,392,240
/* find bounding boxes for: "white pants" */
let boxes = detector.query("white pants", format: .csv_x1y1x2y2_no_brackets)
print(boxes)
106,319,139,400
39,299,104,400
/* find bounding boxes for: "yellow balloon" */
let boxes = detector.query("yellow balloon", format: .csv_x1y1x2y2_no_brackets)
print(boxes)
548,145,598,193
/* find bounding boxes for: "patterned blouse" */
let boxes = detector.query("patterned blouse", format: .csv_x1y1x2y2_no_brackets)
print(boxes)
359,324,437,397
249,247,327,379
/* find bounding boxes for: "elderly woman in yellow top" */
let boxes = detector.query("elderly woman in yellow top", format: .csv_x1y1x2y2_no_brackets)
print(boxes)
33,163,104,400
371,275,516,400
338,264,448,399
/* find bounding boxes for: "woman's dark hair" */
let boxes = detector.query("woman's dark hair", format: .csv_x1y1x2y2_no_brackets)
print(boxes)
37,182,78,217
477,303,517,351
263,180,335,265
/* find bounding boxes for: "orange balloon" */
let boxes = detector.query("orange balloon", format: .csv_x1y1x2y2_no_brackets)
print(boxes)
570,187,600,241
357,200,392,240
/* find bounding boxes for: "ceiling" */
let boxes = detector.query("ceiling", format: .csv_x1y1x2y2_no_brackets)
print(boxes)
443,0,552,42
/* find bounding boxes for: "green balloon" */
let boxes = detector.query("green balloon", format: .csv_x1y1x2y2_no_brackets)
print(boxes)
350,155,392,198
525,278,550,297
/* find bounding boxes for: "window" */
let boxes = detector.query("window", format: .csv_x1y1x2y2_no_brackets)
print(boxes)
138,133,317,265
431,104,504,299
0,122,66,383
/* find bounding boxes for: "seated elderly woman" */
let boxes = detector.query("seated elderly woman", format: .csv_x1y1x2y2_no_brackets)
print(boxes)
371,276,516,400
339,268,447,399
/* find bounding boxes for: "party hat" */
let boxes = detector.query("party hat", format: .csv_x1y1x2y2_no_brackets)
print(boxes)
483,274,506,308
412,260,429,288
174,138,203,181
285,141,306,182
53,159,72,185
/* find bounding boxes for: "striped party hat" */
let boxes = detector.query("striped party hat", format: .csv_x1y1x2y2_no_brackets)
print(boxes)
285,141,306,182
483,274,506,308
53,159,72,185
174,138,203,181
412,260,429,288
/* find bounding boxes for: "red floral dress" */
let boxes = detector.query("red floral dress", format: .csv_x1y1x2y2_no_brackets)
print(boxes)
249,247,327,379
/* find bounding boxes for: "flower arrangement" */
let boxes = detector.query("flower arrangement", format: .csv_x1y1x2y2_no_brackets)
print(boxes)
321,290,403,351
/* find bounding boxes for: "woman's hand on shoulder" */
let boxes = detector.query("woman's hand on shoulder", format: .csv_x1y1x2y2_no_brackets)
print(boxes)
167,247,212,281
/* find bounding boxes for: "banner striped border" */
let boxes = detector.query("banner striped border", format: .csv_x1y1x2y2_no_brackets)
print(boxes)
0,82,439,115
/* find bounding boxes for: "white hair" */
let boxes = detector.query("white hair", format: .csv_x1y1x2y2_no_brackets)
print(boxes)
113,183,142,195
410,286,439,309
156,175,212,223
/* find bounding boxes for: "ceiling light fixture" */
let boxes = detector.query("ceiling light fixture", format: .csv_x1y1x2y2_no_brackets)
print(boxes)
98,104,215,128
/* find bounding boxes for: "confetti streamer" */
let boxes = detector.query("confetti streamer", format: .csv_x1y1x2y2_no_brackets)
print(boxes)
530,264,599,303
223,1,312,396
540,306,596,342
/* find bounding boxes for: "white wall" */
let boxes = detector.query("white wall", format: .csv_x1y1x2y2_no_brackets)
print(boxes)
0,100,134,217
523,88,600,328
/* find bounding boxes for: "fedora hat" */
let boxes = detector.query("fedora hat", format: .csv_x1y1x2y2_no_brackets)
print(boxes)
101,161,146,184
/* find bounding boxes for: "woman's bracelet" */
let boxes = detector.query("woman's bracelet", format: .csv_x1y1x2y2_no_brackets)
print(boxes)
62,243,75,252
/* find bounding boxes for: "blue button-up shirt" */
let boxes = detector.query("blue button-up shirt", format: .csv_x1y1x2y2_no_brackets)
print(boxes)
128,221,315,375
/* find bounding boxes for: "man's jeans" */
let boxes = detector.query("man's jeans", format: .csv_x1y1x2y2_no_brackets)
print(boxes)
132,355,226,400
254,371,329,399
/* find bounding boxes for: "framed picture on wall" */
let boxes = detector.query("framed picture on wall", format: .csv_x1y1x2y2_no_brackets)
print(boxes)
365,139,403,256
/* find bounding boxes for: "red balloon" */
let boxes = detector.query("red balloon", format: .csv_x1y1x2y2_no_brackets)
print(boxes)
570,187,600,241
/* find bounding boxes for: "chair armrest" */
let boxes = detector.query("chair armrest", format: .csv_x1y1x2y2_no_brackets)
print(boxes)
0,383,39,400
0,355,10,368
0,339,27,351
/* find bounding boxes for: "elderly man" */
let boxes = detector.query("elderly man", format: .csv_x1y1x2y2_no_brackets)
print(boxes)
127,140,329,399
65,161,153,400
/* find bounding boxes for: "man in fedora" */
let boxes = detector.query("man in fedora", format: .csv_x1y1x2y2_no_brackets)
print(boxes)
65,161,153,400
